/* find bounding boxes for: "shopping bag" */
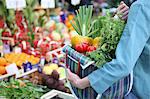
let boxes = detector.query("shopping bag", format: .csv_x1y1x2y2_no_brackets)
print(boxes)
63,45,133,99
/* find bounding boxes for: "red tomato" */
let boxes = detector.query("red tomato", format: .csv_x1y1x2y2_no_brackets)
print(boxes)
87,46,96,52
75,44,84,53
82,43,89,52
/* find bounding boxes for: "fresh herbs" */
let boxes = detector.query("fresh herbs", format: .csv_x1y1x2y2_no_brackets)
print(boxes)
0,78,49,99
87,13,125,68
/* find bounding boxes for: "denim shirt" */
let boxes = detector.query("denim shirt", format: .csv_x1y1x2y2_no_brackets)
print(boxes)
88,0,150,98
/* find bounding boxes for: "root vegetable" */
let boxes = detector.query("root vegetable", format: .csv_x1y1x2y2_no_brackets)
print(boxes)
51,70,59,80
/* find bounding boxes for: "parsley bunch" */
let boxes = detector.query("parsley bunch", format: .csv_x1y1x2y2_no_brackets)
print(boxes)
87,13,125,68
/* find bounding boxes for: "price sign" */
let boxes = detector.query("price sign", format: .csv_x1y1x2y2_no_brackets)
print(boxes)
5,63,19,75
6,0,26,9
71,0,80,6
41,0,55,8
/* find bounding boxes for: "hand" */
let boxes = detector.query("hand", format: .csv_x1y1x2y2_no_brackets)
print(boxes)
67,69,90,89
117,1,129,20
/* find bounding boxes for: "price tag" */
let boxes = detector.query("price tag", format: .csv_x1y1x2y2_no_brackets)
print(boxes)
6,0,26,9
40,57,45,66
5,63,20,75
71,0,80,6
41,0,55,8
16,0,26,8
6,0,16,9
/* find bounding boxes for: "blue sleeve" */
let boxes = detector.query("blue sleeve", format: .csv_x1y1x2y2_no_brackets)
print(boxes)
88,2,150,94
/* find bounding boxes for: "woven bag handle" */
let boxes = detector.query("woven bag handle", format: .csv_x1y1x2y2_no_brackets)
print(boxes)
125,70,133,96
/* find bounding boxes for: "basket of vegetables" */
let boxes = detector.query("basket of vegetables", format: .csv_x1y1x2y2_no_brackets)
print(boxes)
63,5,133,99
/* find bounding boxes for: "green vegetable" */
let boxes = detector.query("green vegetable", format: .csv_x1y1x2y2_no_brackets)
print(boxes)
0,78,49,99
70,5,99,37
87,12,125,68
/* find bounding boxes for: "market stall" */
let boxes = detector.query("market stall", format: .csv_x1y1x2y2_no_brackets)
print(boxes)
0,0,78,98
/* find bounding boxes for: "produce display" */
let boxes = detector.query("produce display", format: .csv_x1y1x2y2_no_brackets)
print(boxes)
0,0,75,58
18,66,68,93
0,52,40,76
0,2,71,89
4,53,40,67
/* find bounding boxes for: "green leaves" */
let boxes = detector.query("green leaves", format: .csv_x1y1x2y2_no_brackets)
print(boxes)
87,13,125,68
0,78,48,99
